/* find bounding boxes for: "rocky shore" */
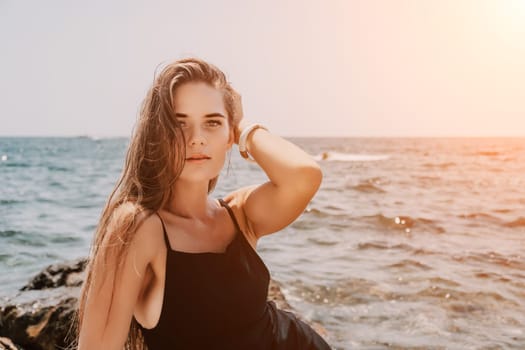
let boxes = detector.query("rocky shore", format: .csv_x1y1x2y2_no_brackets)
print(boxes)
0,258,326,349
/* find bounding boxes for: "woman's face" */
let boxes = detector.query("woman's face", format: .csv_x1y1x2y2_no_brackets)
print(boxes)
172,81,233,184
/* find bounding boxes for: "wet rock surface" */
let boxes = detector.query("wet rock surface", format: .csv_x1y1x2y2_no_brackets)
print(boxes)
20,258,87,292
1,258,326,349
0,286,79,349
0,337,21,350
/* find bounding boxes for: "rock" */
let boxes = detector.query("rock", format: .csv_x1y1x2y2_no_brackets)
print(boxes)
1,258,84,350
0,337,22,350
20,258,87,291
267,279,329,337
1,257,327,349
268,279,293,311
0,288,78,350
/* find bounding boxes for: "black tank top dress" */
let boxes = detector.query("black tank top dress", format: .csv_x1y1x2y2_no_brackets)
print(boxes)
138,199,331,349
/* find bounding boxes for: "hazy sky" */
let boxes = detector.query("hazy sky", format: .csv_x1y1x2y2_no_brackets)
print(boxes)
1,0,524,137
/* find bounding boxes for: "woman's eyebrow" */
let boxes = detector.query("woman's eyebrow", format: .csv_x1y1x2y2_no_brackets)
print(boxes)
175,113,226,118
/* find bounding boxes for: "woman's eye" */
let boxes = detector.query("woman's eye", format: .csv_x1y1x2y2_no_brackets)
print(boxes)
207,120,222,127
177,120,187,127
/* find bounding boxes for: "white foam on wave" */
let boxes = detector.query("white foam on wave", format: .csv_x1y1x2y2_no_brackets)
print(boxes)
1,154,7,161
313,151,389,162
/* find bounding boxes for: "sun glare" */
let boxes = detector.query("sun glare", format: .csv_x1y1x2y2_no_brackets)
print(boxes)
495,0,525,33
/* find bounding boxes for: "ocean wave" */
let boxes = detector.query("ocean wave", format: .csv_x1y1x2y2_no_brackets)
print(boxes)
9,236,47,247
386,259,432,271
71,203,98,209
357,241,415,252
35,197,57,204
474,271,515,285
412,247,442,256
288,278,389,306
475,151,501,157
486,167,505,173
2,162,31,168
501,157,517,162
422,162,456,169
493,208,513,214
360,214,446,234
298,206,352,232
413,285,518,309
306,236,338,246
48,181,66,189
49,235,82,244
313,151,389,162
291,220,320,231
304,207,324,216
299,207,352,232
457,212,502,224
0,230,50,247
322,204,346,212
356,241,443,259
427,276,461,287
328,222,350,232
411,175,442,184
0,229,21,238
0,199,25,205
303,207,349,220
348,182,386,193
457,213,525,228
47,165,71,172
503,217,525,228
452,251,525,271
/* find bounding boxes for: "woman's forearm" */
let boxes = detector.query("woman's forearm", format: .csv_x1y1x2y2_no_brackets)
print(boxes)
241,123,322,190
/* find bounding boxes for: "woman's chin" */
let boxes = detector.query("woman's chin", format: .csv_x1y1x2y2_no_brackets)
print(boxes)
177,173,221,184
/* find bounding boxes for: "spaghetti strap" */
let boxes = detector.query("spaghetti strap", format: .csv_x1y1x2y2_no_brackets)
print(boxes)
155,212,170,249
218,198,242,233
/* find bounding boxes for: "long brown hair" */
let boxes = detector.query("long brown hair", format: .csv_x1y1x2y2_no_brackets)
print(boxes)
73,58,238,349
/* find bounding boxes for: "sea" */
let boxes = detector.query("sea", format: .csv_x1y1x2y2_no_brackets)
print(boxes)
1,136,524,350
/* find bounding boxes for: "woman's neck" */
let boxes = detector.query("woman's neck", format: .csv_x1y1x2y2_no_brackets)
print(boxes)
167,180,216,220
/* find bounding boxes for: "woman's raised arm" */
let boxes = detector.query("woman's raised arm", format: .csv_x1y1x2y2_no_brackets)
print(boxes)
228,119,323,238
77,211,162,349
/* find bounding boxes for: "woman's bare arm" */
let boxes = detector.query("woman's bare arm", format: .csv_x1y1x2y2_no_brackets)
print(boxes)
78,212,162,349
229,121,323,238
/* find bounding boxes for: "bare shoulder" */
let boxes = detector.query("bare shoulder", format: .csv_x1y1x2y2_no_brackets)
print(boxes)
222,185,259,239
136,211,165,247
108,203,166,266
223,185,259,207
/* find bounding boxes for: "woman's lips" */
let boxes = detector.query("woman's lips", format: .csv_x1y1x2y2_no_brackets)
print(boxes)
186,155,211,161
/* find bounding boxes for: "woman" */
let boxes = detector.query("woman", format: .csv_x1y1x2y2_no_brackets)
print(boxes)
76,57,330,349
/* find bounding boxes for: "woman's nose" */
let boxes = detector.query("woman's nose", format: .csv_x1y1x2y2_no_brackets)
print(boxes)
188,129,206,146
